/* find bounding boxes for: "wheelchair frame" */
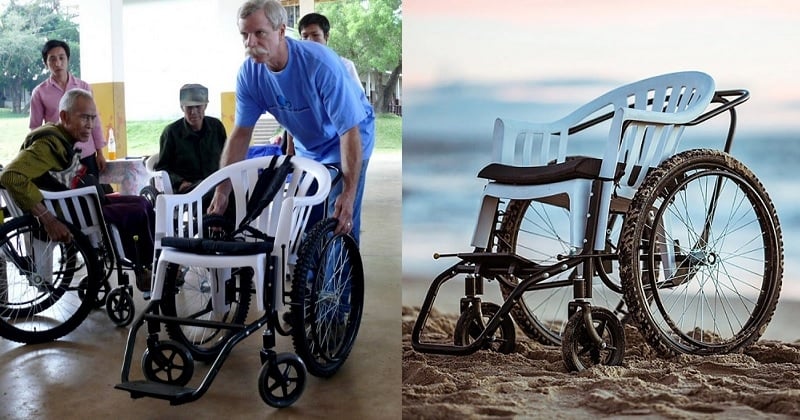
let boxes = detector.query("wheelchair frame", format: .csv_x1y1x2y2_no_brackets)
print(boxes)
412,74,783,371
114,155,365,408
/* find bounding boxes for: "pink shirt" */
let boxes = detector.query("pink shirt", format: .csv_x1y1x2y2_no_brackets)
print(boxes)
29,74,106,158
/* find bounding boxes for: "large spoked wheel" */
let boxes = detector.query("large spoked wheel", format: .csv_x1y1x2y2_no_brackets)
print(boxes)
0,215,101,344
290,218,364,378
497,198,627,346
258,352,307,408
454,302,516,354
141,340,194,386
620,149,783,357
561,306,625,372
161,264,252,362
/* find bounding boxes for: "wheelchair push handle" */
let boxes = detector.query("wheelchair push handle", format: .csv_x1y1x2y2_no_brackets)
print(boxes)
684,89,750,154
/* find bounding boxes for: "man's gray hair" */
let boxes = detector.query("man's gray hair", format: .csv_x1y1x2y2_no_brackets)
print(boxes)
59,88,93,113
238,0,287,30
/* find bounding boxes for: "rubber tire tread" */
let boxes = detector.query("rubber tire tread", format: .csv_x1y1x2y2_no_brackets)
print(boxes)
290,218,364,378
619,149,783,357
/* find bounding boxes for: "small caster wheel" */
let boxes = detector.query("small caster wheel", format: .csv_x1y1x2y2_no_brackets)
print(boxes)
561,306,625,372
78,276,110,308
454,302,516,354
106,287,135,327
258,352,307,408
142,340,194,386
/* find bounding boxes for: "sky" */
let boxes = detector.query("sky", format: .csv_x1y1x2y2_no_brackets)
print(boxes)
404,0,800,132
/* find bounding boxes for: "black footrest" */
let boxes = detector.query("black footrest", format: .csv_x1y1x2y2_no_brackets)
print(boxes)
457,252,539,274
115,380,196,405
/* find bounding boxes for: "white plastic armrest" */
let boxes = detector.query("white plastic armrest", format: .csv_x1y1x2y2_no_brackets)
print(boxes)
620,106,706,126
157,188,206,210
41,186,100,200
150,169,173,194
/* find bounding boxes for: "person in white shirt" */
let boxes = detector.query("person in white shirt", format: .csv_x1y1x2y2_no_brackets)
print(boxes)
297,12,361,85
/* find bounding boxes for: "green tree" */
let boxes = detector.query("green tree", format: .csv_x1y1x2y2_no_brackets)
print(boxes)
317,0,401,114
0,0,79,113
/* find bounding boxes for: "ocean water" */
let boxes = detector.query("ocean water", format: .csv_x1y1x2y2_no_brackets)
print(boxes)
402,130,800,300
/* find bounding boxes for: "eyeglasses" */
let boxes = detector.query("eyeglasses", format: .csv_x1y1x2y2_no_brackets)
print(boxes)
183,105,205,112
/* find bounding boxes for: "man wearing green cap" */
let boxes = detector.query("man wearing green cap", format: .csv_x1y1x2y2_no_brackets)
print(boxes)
155,83,227,193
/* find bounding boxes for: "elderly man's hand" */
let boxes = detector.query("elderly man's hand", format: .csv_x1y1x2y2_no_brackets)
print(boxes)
178,180,194,193
96,151,107,173
39,212,73,243
207,189,229,216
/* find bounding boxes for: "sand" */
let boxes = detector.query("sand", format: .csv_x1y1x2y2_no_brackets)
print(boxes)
402,305,800,419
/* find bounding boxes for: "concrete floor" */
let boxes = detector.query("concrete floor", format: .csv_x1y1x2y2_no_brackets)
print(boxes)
0,151,402,419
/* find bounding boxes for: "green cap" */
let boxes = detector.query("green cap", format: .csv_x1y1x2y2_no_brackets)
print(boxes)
179,84,208,106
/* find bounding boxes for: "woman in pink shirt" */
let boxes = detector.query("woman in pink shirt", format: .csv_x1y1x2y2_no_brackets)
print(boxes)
29,40,107,176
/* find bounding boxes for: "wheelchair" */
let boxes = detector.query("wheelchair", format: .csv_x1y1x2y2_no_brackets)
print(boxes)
115,155,364,408
0,180,153,344
411,71,783,371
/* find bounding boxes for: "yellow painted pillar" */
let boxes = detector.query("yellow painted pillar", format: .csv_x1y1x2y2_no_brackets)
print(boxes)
90,82,126,154
221,92,236,136
78,0,127,159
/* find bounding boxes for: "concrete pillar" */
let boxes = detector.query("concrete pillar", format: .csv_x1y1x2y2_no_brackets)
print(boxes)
299,0,315,17
77,0,127,158
220,0,244,136
221,91,236,136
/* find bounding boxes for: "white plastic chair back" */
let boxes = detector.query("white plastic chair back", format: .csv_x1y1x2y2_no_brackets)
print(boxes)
492,71,714,188
1,186,109,249
143,152,173,194
482,71,715,251
152,155,331,312
0,185,123,270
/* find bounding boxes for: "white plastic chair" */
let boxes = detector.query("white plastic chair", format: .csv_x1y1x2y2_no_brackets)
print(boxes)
471,71,715,252
149,155,331,314
143,152,173,195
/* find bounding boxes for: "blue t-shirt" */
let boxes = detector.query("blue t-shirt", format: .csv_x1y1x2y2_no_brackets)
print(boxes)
235,37,375,163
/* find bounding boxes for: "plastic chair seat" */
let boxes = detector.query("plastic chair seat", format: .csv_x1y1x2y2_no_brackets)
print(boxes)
478,156,602,185
477,156,643,186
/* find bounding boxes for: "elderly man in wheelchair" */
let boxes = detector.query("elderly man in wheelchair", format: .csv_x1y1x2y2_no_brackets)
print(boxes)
0,88,155,342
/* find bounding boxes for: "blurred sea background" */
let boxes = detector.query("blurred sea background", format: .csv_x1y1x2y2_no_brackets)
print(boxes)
402,80,799,291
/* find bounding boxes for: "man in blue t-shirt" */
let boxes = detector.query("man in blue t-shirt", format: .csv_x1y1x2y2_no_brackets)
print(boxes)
208,0,374,244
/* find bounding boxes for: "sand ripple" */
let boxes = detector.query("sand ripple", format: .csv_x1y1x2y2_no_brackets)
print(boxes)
403,306,800,419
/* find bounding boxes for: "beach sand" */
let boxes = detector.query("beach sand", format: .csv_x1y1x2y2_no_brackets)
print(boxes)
402,277,800,419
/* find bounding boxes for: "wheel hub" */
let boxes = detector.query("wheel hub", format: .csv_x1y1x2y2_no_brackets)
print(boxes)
30,274,46,288
688,249,716,266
